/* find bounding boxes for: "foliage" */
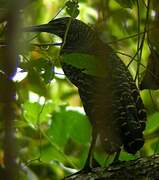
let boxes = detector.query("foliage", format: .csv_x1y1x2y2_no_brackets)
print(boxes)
0,0,159,179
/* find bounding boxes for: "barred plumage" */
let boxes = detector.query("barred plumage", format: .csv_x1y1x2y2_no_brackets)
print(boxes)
24,17,147,165
62,51,146,155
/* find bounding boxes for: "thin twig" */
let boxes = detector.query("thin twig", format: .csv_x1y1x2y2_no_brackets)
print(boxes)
31,42,62,47
135,0,150,82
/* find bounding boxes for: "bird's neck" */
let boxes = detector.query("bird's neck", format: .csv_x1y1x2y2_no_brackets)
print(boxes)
61,36,112,57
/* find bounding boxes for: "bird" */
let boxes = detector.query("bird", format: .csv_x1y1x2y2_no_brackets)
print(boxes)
24,17,147,168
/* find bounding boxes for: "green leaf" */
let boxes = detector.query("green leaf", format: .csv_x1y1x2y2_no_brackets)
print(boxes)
115,0,136,8
23,101,53,127
29,59,55,84
65,0,79,18
27,69,48,96
146,112,159,131
47,106,91,149
62,53,107,77
46,106,91,168
42,63,55,84
41,145,67,163
151,139,159,154
119,151,136,161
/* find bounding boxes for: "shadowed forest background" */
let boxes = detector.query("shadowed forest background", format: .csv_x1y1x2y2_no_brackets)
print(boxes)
0,0,159,179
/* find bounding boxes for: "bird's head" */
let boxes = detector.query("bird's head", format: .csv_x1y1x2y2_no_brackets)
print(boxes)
24,17,97,53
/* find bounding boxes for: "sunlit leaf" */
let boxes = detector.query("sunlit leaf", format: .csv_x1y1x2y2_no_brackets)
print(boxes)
23,101,53,127
62,53,107,77
145,112,159,136
46,106,91,168
47,105,91,148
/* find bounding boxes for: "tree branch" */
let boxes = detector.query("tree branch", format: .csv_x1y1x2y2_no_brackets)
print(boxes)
65,155,159,180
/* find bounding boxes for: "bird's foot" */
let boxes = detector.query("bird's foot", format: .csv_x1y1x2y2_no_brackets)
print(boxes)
111,150,121,165
64,166,92,179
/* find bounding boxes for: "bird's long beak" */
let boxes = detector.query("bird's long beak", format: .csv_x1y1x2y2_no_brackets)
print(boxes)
23,17,71,38
23,19,68,39
23,23,57,33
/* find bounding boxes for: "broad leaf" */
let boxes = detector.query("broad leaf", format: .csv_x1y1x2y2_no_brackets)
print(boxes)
62,53,107,77
23,101,53,127
47,105,91,149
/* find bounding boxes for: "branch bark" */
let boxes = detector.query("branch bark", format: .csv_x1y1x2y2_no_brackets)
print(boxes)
1,3,19,180
64,155,159,180
0,1,26,179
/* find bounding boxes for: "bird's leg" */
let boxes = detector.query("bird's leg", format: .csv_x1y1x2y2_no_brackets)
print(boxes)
65,127,97,179
83,126,97,170
112,149,121,163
